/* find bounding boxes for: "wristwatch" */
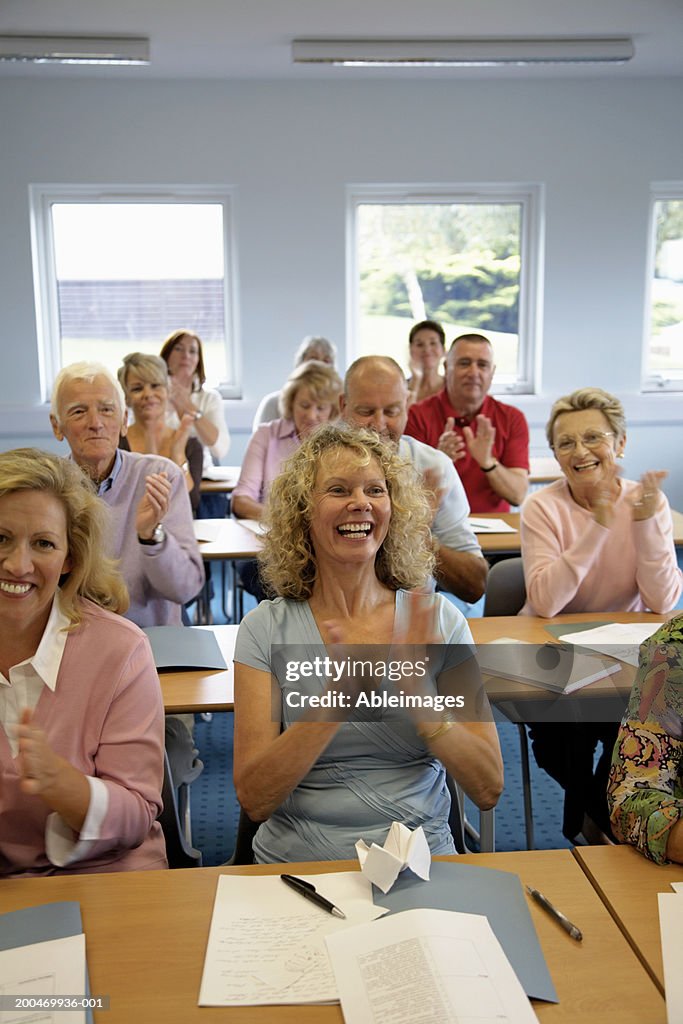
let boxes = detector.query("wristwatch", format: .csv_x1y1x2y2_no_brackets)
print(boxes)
139,523,166,546
193,411,203,422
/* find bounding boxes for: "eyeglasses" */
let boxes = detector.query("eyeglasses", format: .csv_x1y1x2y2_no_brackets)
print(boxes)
553,430,614,454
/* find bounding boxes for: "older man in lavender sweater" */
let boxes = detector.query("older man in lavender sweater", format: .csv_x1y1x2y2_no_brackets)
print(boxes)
50,362,204,626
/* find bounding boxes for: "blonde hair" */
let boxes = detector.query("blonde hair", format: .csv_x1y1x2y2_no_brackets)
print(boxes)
259,424,435,600
279,360,343,420
546,387,626,447
118,352,169,399
0,449,129,626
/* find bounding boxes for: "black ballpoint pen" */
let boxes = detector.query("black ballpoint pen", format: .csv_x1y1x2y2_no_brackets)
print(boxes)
281,874,346,919
526,885,582,941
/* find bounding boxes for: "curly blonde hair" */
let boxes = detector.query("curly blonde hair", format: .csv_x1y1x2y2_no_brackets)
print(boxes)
259,424,435,600
0,449,129,627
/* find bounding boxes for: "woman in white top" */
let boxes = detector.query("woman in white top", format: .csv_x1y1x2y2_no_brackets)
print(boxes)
160,329,230,472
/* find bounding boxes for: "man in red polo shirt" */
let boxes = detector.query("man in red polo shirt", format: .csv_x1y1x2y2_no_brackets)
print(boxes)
406,333,529,512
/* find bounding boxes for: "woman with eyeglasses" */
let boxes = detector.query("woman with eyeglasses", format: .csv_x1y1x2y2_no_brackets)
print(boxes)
519,387,681,844
521,387,680,618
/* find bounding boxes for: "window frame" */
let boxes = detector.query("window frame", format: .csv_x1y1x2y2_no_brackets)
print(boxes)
641,183,683,393
29,184,241,400
346,182,544,395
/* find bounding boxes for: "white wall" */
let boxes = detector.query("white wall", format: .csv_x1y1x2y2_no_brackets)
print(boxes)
1,77,682,503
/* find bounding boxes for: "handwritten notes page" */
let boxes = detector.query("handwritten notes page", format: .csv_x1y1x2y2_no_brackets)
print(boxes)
326,908,538,1024
198,873,386,1006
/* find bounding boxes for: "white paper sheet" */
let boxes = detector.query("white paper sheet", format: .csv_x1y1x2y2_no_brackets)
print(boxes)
192,519,223,543
325,907,538,1024
235,518,268,536
670,882,683,892
558,622,664,667
198,873,387,1006
0,934,87,1024
658,892,683,1024
468,517,518,534
356,822,431,893
202,465,240,483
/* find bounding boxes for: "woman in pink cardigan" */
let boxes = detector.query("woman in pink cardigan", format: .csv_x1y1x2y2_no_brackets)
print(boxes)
0,449,167,876
520,387,681,844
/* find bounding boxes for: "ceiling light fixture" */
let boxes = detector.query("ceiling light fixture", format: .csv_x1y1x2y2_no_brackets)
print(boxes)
0,35,150,65
292,38,635,68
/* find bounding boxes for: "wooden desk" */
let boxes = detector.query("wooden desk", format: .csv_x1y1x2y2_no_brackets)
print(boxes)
574,844,683,996
160,614,671,715
193,519,263,622
470,509,683,555
469,612,668,705
0,851,664,1023
159,625,237,713
470,512,520,556
194,518,262,561
200,466,241,493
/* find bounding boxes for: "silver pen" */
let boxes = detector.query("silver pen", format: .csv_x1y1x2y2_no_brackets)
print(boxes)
526,885,583,941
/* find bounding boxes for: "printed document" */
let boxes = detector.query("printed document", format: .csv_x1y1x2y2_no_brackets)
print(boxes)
326,907,538,1023
0,933,87,1024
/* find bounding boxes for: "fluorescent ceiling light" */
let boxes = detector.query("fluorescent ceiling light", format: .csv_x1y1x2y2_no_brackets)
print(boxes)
292,38,635,67
0,35,150,65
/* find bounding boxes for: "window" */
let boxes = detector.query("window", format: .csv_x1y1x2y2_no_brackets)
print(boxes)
30,186,239,398
348,185,542,393
643,187,683,391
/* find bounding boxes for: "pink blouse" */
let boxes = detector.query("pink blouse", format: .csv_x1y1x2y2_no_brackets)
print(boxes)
232,418,300,506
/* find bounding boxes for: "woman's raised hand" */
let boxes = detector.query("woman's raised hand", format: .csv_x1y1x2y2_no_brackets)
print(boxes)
630,469,667,522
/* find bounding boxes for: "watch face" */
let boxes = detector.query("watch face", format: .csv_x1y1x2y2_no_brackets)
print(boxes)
153,524,166,544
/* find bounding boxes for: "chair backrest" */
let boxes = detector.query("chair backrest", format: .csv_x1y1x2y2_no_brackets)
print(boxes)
159,750,203,868
483,557,526,617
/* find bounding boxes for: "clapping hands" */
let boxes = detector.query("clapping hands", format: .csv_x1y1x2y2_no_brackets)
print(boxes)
630,470,667,522
438,414,496,468
136,471,172,539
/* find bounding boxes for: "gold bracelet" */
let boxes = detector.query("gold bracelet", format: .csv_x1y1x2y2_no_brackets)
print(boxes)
418,720,454,743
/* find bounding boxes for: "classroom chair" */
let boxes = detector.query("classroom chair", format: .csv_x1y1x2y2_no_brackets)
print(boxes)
159,749,203,868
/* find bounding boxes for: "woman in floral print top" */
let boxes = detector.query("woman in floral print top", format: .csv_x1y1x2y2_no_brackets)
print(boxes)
608,615,683,864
